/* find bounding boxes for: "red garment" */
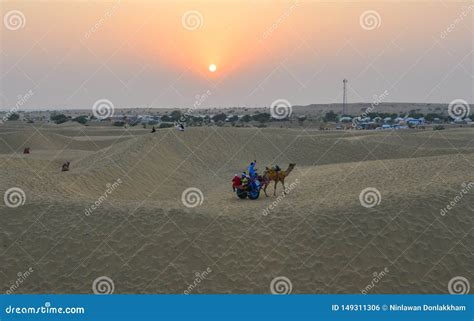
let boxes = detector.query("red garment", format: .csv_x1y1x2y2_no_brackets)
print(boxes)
232,176,241,187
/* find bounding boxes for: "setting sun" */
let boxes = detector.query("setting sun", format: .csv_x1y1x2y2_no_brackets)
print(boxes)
208,64,217,72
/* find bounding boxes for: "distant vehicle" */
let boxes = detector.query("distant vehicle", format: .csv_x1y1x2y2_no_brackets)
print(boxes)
394,117,405,123
393,125,409,130
453,118,468,124
339,116,352,123
357,122,378,130
373,117,383,123
407,118,424,126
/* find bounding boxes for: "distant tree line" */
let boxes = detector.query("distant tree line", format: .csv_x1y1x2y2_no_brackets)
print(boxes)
159,110,274,125
50,113,70,124
7,108,471,127
7,113,20,121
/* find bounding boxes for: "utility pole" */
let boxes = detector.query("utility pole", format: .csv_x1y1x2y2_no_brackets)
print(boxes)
342,79,348,116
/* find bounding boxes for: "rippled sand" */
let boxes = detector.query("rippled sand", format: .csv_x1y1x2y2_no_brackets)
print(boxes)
1,124,473,293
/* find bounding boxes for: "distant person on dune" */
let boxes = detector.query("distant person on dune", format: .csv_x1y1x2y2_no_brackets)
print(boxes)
151,126,156,133
176,123,185,131
23,147,30,154
61,161,70,172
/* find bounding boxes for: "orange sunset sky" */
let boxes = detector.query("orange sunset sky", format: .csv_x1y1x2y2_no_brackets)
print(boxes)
1,0,472,109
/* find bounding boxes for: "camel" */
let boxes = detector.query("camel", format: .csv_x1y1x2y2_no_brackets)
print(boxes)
261,163,296,196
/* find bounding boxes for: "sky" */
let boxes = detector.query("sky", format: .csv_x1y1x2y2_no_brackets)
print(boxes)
0,0,473,110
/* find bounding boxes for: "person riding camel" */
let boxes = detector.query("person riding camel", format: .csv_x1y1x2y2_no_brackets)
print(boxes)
248,160,257,179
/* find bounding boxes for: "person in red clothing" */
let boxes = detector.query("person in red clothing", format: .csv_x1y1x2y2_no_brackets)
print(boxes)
232,174,241,192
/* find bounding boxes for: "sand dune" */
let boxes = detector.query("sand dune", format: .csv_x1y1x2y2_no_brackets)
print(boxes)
1,124,473,294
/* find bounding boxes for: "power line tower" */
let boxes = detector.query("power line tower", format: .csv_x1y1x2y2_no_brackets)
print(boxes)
342,79,348,116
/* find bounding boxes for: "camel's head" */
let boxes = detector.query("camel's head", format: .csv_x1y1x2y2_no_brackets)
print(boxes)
289,163,296,169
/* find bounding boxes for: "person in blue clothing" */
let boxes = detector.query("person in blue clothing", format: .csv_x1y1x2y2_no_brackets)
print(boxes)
248,160,257,178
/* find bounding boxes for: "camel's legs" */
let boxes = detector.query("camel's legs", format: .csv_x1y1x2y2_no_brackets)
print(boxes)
273,180,278,196
281,179,286,194
263,183,268,197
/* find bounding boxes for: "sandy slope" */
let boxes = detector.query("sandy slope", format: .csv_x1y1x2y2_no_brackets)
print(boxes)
1,124,473,294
